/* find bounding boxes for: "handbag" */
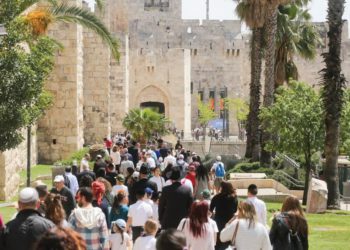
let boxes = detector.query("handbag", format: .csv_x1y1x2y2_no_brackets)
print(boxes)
230,220,240,250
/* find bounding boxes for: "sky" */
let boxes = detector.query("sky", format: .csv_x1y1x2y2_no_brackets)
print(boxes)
182,0,350,22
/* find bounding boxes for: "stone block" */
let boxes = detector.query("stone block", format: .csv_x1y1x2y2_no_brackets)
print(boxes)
306,178,328,213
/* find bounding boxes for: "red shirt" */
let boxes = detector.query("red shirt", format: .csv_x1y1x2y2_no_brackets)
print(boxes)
105,140,112,148
185,172,196,189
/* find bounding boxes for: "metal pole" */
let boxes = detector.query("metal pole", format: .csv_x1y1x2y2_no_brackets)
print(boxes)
27,126,31,187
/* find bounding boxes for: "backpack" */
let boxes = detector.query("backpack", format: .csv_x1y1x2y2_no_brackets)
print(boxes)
287,230,303,250
215,163,225,178
63,174,71,189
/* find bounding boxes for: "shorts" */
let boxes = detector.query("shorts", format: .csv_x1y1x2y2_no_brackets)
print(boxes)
214,177,224,188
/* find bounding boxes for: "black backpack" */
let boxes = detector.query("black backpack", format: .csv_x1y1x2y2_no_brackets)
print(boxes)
282,216,303,250
63,174,71,189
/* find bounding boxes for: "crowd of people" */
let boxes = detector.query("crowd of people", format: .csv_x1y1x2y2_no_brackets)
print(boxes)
0,136,309,250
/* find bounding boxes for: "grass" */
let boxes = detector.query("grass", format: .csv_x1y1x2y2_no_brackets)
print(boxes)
266,202,350,250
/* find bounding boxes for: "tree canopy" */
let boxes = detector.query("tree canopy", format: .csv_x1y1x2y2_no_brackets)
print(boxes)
122,108,170,143
197,96,217,127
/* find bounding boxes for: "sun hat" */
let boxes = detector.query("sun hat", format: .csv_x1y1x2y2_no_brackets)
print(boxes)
116,174,125,182
113,219,126,230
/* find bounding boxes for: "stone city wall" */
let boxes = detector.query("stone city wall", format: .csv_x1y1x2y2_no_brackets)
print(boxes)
0,127,37,200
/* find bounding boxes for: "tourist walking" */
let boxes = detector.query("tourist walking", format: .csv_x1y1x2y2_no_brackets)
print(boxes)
119,155,134,177
133,219,158,250
149,166,165,192
110,145,121,167
210,181,238,250
110,191,129,222
270,196,309,250
194,163,210,199
156,229,187,250
159,166,193,229
44,193,69,227
35,227,86,250
109,219,131,250
247,184,267,227
127,189,153,242
211,156,225,193
177,201,216,250
91,181,110,228
65,166,79,196
129,163,158,204
113,174,129,195
2,188,54,250
51,175,76,218
69,187,109,250
93,154,107,176
77,163,96,184
220,201,272,250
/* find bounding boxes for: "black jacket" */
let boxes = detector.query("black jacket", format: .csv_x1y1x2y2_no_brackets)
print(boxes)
270,213,308,250
2,209,54,250
50,186,76,218
93,160,107,175
129,178,158,204
77,170,96,184
159,181,193,229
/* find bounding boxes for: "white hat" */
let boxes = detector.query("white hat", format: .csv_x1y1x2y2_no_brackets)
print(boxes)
19,187,39,203
54,175,64,183
132,171,140,179
216,155,222,161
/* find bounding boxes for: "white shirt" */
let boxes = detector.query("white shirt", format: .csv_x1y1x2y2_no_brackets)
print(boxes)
164,178,194,193
110,151,121,165
220,219,272,250
147,157,156,169
211,161,225,177
80,158,89,172
110,232,130,250
133,235,156,250
247,196,267,226
149,176,165,192
65,172,79,196
128,200,153,226
177,218,215,250
164,155,176,167
112,184,128,196
120,160,134,176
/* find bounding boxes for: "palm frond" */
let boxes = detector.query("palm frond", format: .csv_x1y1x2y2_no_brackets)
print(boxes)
51,3,119,60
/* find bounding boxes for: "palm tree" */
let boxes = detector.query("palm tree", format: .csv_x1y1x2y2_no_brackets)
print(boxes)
2,0,119,60
275,2,320,87
321,0,346,208
123,108,171,144
260,0,289,167
236,0,267,161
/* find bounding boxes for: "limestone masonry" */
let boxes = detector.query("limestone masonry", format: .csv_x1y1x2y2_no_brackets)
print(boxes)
1,0,350,200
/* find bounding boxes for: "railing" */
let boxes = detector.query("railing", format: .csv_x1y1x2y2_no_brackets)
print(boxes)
276,153,300,169
273,170,305,189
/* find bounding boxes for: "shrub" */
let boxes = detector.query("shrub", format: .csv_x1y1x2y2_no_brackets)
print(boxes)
57,147,89,166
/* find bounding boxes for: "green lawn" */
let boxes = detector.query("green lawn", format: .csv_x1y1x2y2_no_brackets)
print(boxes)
266,202,350,250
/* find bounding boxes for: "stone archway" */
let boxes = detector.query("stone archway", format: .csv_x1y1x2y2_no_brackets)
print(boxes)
135,85,170,116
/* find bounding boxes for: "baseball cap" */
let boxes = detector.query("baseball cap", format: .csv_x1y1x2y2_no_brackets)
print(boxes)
54,175,64,183
113,219,126,230
201,189,211,199
116,174,125,182
96,154,102,159
216,155,222,161
145,187,154,195
132,171,140,179
19,187,39,204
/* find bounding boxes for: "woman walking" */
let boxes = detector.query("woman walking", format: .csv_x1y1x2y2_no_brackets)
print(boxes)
220,201,271,250
210,181,238,250
177,201,216,250
194,163,210,200
270,196,308,250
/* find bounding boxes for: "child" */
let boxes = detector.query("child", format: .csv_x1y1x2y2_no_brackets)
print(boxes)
133,219,158,250
109,219,131,250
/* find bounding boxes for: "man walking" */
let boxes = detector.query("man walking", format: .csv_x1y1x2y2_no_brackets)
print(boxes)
69,187,109,250
2,188,54,250
65,166,79,196
159,166,193,229
211,155,225,193
247,184,267,227
51,175,76,218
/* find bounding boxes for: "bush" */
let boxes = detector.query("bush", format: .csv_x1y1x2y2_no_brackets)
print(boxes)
57,147,89,166
226,161,275,177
